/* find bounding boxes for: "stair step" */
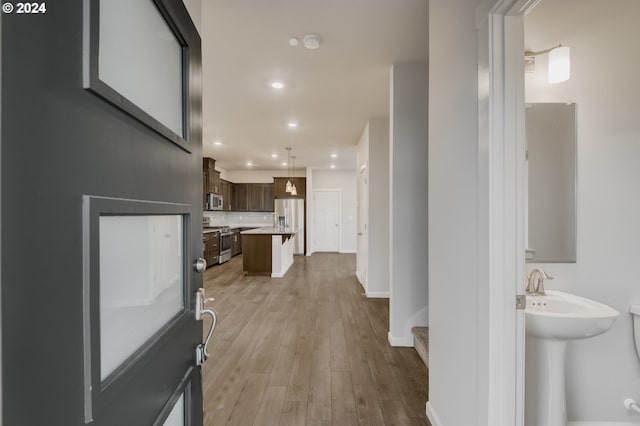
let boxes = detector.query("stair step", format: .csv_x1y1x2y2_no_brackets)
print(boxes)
411,326,429,368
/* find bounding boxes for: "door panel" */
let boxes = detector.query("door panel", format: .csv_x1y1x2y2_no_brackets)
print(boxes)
356,168,368,287
314,191,340,252
1,0,204,425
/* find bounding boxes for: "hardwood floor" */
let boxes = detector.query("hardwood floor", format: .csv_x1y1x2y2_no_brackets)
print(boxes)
202,253,430,426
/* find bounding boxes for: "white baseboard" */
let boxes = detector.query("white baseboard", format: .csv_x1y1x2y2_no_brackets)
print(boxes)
366,291,389,298
568,423,640,426
339,249,357,254
388,331,413,347
421,408,639,426
426,402,442,426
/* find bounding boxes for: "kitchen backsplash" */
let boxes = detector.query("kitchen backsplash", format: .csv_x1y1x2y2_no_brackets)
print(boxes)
203,211,274,227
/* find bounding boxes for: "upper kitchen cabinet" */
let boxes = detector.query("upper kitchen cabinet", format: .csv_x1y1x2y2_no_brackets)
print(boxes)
273,177,306,199
202,157,220,194
220,179,233,211
249,184,263,211
233,183,249,211
263,183,274,211
233,183,274,212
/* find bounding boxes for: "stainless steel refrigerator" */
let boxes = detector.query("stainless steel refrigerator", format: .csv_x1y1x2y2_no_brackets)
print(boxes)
275,198,305,255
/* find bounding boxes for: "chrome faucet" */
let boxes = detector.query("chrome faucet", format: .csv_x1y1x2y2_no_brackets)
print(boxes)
526,268,553,296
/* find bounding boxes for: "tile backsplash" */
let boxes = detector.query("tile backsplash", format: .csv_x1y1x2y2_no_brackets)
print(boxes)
203,211,274,227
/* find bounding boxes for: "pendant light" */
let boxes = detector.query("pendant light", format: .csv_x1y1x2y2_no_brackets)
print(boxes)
285,147,293,193
290,156,298,196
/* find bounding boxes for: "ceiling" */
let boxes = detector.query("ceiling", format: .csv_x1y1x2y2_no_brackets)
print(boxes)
200,0,428,171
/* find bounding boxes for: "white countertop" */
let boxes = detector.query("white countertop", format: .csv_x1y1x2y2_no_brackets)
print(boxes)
240,226,300,235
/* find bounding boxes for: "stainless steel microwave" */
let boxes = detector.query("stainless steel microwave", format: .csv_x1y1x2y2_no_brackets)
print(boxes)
206,193,223,210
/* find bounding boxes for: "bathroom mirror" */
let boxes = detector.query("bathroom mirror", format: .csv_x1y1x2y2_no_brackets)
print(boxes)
526,102,577,263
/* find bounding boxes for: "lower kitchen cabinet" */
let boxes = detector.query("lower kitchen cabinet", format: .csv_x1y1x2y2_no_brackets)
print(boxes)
203,231,220,267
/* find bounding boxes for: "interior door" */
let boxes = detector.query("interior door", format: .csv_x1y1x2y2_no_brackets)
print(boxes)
356,167,368,286
314,191,340,252
2,1,205,425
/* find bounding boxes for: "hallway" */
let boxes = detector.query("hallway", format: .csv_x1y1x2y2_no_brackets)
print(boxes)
202,253,429,426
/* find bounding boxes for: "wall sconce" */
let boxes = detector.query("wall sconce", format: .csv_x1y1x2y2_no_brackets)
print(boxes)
525,44,570,84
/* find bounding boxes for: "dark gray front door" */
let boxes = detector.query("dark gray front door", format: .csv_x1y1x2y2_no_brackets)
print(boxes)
2,0,204,425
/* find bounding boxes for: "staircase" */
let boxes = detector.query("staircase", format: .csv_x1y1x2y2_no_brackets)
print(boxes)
411,327,429,368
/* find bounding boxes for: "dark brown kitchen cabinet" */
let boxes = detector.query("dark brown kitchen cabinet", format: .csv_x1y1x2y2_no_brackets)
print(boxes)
203,231,220,268
263,183,274,211
273,177,306,199
233,183,273,212
247,183,274,212
233,183,249,211
209,170,220,194
249,184,263,211
220,179,233,210
203,157,220,208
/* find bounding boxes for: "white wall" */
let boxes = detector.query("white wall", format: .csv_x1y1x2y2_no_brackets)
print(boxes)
428,0,483,424
389,63,428,347
310,170,357,253
223,169,293,184
525,1,640,422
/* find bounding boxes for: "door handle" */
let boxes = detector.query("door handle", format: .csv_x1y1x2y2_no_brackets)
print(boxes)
194,257,207,273
195,288,217,366
358,232,363,236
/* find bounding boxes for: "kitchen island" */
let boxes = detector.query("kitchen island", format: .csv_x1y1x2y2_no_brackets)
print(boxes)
240,227,299,277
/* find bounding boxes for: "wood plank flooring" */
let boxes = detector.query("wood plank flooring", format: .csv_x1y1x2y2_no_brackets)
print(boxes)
202,253,429,426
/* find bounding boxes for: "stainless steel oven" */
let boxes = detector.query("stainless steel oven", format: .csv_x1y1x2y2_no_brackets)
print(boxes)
219,228,232,264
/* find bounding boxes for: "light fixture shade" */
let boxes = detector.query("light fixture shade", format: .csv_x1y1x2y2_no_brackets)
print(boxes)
285,180,292,193
548,46,570,84
290,184,297,196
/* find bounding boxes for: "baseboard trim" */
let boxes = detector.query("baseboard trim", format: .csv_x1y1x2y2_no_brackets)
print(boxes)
422,405,638,426
366,291,389,299
568,423,640,426
339,250,357,254
388,332,413,347
426,402,442,426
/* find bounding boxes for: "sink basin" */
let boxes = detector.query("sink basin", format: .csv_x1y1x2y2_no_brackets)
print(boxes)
525,290,619,426
526,290,620,340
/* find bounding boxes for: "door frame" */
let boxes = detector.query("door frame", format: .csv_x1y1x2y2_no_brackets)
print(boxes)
312,189,341,253
476,0,538,424
0,10,3,422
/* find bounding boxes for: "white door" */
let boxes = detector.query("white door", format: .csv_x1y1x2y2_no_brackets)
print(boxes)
314,191,340,252
356,167,368,287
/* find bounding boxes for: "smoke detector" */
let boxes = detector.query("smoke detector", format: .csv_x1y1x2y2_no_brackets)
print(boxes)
302,34,321,50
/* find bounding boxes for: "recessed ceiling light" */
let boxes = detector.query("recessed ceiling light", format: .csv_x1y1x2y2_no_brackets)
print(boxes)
330,153,338,158
271,81,285,89
213,140,222,146
288,122,298,128
246,161,253,167
289,37,299,47
271,153,278,158
330,164,336,169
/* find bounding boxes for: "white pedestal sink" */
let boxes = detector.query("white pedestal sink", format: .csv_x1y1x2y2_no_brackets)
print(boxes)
525,290,619,426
